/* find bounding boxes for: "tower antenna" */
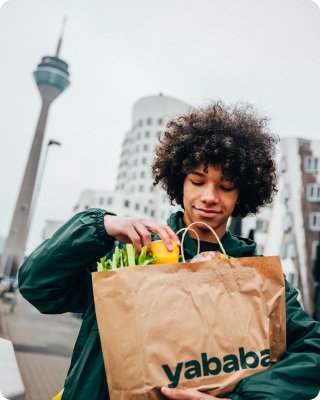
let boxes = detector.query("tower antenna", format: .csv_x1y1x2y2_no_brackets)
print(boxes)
55,16,67,58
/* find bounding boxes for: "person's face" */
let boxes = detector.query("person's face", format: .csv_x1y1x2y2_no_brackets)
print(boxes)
182,163,239,241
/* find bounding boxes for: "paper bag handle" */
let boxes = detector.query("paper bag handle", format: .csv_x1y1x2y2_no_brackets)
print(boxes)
176,228,200,257
178,221,227,262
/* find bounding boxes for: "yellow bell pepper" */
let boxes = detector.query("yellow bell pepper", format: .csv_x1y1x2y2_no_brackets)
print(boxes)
52,389,64,400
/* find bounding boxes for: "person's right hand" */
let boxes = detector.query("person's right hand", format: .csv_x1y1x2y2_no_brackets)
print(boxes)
104,215,180,252
161,387,231,400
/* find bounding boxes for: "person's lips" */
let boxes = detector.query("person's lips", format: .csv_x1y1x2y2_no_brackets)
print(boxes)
194,207,222,218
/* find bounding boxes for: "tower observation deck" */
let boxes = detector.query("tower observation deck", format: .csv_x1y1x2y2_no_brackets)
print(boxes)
0,20,70,281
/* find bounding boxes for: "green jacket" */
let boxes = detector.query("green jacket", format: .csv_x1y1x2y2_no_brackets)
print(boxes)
18,209,320,400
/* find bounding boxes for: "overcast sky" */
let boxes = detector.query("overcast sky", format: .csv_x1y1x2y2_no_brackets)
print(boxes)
0,0,320,254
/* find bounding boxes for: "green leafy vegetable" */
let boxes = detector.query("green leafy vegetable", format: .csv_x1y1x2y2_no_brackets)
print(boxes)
126,244,136,266
96,245,158,271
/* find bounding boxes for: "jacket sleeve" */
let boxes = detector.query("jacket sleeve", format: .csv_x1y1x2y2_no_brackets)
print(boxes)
229,280,320,400
18,208,115,315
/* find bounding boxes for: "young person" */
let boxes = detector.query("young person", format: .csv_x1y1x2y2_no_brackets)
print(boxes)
19,102,320,400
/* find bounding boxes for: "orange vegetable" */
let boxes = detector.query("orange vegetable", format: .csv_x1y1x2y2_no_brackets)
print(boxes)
150,240,180,264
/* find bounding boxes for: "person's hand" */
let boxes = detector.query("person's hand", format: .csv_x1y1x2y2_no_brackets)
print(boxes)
104,215,180,252
161,387,231,400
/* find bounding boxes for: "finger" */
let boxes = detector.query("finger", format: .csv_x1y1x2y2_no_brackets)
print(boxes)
161,387,203,400
133,223,152,249
161,387,193,400
153,226,174,250
125,226,142,252
141,221,174,250
163,225,181,246
161,387,223,400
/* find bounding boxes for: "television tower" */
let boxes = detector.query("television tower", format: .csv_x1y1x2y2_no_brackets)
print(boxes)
0,19,70,281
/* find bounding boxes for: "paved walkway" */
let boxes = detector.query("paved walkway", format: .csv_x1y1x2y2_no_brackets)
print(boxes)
0,292,81,399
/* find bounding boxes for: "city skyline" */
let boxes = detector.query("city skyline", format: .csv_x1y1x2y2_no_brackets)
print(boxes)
1,0,320,254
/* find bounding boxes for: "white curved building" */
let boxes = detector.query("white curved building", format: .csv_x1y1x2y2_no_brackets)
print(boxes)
115,94,190,220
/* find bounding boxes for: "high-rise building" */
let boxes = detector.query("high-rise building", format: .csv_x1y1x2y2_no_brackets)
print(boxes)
72,94,190,221
0,24,70,281
242,137,320,317
279,138,320,316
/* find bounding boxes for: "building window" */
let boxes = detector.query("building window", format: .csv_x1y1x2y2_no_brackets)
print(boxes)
311,241,319,261
138,119,143,127
307,184,320,202
139,185,144,192
137,132,141,139
145,131,150,138
142,157,147,164
256,244,264,255
310,212,320,231
283,213,293,232
286,242,297,258
305,156,319,173
124,200,130,208
150,185,154,192
147,118,152,125
281,184,290,203
281,242,297,259
140,171,145,178
144,206,148,213
256,219,268,233
286,271,298,288
280,243,287,259
157,131,161,139
158,118,163,125
143,144,149,151
280,157,286,173
150,209,155,217
135,203,140,211
107,198,113,205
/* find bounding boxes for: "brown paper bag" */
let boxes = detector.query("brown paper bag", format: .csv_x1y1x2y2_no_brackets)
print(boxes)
92,251,286,399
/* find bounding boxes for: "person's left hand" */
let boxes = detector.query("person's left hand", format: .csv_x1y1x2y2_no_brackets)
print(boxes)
161,387,231,400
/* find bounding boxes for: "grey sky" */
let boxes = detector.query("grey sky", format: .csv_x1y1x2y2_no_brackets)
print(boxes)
0,0,320,253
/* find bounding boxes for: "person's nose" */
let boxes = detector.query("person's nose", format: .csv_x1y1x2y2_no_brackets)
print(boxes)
200,185,219,205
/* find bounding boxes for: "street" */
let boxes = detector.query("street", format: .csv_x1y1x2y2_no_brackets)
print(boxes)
0,292,81,399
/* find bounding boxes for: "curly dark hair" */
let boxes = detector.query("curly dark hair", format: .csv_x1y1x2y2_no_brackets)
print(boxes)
152,101,279,218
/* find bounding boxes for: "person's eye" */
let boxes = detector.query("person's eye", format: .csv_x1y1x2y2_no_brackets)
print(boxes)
220,185,235,191
191,180,204,186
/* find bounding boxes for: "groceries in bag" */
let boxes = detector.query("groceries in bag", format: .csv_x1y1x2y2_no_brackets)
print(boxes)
92,222,286,400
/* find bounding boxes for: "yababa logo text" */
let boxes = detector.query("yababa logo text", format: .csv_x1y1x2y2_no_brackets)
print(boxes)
162,347,270,388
